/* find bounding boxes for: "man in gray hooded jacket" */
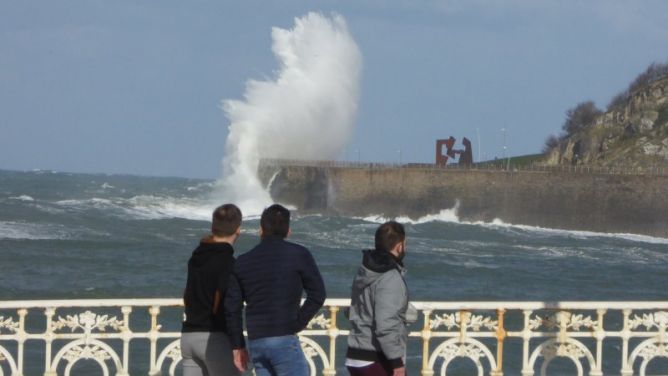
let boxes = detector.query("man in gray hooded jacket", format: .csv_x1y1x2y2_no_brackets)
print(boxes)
346,221,415,376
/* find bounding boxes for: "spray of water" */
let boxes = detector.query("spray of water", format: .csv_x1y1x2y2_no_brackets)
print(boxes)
215,12,362,216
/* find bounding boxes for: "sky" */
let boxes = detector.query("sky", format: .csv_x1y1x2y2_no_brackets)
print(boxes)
1,0,667,179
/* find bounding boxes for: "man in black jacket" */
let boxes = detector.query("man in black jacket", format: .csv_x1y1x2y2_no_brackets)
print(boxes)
181,203,244,376
225,204,326,376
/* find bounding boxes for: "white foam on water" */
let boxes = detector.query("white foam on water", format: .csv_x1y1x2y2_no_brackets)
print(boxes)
478,219,668,245
359,201,668,245
214,12,362,217
9,195,35,201
186,182,216,192
123,195,212,221
53,196,213,221
56,198,113,207
0,221,69,240
360,201,461,225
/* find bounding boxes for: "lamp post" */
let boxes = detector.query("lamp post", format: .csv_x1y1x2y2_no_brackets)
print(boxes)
398,149,402,165
501,128,507,159
476,127,481,163
501,128,511,170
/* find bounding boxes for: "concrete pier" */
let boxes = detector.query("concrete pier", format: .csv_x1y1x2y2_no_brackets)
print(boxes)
259,161,668,237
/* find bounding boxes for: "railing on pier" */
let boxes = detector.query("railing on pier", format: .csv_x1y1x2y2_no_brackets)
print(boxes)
1,299,668,375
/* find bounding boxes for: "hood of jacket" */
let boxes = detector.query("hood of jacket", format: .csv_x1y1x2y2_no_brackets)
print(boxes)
189,240,233,268
353,249,404,290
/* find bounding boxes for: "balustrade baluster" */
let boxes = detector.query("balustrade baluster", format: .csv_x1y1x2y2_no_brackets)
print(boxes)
1,300,668,375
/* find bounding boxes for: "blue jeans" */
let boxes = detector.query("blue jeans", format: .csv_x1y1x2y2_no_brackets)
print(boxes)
248,335,309,376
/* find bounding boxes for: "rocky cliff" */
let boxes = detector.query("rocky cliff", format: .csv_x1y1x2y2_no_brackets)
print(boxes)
545,76,668,167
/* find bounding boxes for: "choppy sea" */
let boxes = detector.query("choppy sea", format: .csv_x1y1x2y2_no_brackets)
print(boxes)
1,169,667,374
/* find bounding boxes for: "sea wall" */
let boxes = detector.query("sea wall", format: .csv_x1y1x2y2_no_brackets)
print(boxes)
259,164,668,237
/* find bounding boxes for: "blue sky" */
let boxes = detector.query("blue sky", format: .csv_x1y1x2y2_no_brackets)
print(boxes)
1,0,667,178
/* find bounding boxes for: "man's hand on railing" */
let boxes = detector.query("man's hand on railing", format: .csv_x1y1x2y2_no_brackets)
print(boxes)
233,348,249,372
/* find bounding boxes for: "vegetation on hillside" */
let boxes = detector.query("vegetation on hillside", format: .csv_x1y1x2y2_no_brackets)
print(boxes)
543,61,668,153
607,62,668,110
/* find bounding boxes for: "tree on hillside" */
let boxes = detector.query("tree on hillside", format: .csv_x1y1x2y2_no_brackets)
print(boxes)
607,61,668,110
562,101,602,136
542,134,559,153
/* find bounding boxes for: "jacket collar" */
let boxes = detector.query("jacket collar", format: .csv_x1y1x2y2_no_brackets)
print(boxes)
260,234,287,243
362,249,404,273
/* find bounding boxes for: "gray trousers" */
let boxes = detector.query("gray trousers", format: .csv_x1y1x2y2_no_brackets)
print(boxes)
180,332,240,376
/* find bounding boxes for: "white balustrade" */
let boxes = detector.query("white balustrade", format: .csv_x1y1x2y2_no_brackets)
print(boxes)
1,300,667,375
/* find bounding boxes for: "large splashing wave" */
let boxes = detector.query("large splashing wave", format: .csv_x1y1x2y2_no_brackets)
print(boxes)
214,12,363,216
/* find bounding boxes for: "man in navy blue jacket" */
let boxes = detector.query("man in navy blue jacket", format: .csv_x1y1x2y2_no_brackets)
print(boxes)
225,204,326,376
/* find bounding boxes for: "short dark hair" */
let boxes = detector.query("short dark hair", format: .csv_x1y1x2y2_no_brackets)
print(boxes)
260,204,290,238
211,204,242,237
375,221,405,252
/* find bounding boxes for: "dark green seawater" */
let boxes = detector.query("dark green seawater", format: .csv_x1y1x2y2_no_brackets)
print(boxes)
1,169,667,375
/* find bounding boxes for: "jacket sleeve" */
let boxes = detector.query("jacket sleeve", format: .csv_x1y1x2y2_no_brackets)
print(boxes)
373,272,406,368
296,249,327,331
217,255,235,294
223,270,246,349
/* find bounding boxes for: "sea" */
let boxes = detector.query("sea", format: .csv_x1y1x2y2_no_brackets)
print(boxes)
1,169,667,375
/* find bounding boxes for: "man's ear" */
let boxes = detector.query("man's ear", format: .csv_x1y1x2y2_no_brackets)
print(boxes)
258,227,263,237
392,241,403,255
235,226,241,236
286,228,292,239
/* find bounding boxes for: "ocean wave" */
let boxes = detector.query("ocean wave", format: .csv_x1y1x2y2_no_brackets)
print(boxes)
9,195,35,201
0,221,69,240
359,202,668,245
53,196,214,221
124,195,213,220
479,219,668,245
186,181,216,192
56,198,113,207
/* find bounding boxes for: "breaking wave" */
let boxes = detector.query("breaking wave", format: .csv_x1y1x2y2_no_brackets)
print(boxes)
9,195,35,201
0,221,73,240
53,196,213,221
359,201,668,245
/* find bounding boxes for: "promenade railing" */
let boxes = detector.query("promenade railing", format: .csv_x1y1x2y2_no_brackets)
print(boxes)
259,158,668,177
1,299,668,375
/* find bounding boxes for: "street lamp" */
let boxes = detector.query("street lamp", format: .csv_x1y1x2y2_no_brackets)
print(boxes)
398,149,402,165
501,128,507,159
476,127,481,163
501,128,510,170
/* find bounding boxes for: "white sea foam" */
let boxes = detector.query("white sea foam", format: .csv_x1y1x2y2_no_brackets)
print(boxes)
186,182,216,192
53,196,212,221
360,201,668,245
123,195,212,221
0,221,69,240
215,12,362,217
9,195,35,201
56,198,113,207
361,201,461,225
101,182,114,189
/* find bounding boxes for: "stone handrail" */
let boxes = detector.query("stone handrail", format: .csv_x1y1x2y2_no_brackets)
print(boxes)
1,299,668,375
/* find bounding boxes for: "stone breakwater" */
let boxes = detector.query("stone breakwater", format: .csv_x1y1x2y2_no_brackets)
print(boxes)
258,163,668,237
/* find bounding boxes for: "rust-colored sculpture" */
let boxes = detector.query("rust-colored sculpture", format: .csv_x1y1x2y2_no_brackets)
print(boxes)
435,137,474,166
